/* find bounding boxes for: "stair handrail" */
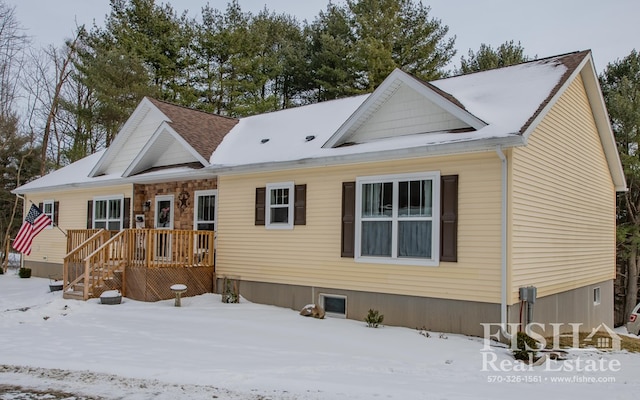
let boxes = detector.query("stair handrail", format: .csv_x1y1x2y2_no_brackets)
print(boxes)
83,230,129,300
63,229,110,293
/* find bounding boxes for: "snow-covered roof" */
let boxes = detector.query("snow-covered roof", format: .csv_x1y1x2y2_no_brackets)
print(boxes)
13,150,210,193
209,52,587,171
14,50,626,193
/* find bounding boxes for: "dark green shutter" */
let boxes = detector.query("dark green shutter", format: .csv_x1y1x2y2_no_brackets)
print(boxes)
255,187,266,225
53,201,59,225
294,184,306,225
341,182,356,257
87,201,93,229
440,175,458,262
123,198,131,229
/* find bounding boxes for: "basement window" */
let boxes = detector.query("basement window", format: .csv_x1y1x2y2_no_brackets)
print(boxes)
320,294,347,318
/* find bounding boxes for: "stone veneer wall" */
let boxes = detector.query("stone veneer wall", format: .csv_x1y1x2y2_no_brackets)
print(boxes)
133,179,217,230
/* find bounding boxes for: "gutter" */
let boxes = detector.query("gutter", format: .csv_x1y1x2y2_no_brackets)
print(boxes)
495,145,509,338
212,135,526,176
13,168,213,195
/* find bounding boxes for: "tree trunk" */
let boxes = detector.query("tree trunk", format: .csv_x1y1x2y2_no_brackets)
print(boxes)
1,152,27,273
626,246,639,319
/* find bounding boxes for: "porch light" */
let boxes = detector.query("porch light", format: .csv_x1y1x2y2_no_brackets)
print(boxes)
143,201,151,212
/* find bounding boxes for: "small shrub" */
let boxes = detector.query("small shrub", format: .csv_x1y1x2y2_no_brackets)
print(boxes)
512,331,539,362
18,267,31,278
365,309,384,328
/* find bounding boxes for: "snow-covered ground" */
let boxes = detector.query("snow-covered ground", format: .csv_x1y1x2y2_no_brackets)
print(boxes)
0,272,638,399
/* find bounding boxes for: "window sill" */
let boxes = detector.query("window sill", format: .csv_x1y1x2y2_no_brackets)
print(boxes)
355,256,439,267
265,224,294,230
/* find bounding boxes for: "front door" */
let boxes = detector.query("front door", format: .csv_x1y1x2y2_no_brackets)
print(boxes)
154,195,174,260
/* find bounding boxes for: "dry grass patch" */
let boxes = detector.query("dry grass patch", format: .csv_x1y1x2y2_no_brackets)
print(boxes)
545,332,640,353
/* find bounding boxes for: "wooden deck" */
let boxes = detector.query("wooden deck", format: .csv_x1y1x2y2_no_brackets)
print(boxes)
63,229,215,301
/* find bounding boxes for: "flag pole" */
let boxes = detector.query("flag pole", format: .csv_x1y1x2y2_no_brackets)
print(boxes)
14,194,68,238
28,199,68,238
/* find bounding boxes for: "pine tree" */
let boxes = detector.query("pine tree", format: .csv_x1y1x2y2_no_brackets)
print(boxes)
600,50,640,324
306,3,361,102
347,0,455,89
458,40,531,74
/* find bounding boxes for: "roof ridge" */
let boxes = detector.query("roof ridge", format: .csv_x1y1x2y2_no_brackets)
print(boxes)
146,97,238,122
443,49,591,79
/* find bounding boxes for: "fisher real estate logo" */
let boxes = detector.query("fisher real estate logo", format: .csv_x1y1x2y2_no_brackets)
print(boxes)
480,323,622,381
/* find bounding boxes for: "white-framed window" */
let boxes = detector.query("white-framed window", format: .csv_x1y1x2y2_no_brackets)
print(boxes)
593,287,601,306
42,200,54,228
319,294,347,318
194,190,217,231
93,196,124,230
355,172,440,266
266,182,294,229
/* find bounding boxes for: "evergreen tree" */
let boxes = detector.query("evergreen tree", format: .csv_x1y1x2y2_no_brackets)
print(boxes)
194,1,252,115
306,3,361,102
0,113,41,266
104,0,195,103
346,0,455,89
75,26,155,146
458,40,531,74
600,50,640,323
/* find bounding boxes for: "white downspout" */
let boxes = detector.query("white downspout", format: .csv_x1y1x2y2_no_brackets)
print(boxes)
495,146,508,336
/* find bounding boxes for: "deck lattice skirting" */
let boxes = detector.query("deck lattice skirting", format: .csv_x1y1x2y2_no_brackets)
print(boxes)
125,265,215,302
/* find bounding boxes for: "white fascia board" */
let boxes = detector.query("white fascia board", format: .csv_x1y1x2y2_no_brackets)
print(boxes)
322,69,487,148
520,56,588,142
122,122,208,177
579,58,627,192
162,123,210,165
89,97,156,177
213,135,525,176
13,167,214,194
520,53,626,192
12,178,135,194
128,167,212,184
402,73,487,130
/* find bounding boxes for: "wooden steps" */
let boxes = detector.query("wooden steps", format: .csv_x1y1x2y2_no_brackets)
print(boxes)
63,290,84,300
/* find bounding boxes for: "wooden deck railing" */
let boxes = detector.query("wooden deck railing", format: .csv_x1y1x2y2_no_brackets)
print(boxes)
64,229,216,300
126,229,215,268
63,229,111,293
66,229,102,253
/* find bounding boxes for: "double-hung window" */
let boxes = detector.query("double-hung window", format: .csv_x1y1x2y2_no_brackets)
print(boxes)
356,172,440,266
194,190,217,231
93,196,124,230
42,200,54,228
266,182,294,229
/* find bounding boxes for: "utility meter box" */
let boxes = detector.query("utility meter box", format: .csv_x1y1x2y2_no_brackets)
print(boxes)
519,286,537,304
135,214,145,229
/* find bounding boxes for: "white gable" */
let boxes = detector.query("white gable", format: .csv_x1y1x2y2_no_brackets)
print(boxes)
347,83,472,144
123,123,207,177
90,98,168,177
323,69,486,148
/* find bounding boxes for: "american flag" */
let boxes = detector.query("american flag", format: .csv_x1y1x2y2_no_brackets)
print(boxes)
12,204,51,255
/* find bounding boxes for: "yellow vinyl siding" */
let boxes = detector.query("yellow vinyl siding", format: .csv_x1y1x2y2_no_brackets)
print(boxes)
23,184,133,265
217,152,503,303
510,74,615,302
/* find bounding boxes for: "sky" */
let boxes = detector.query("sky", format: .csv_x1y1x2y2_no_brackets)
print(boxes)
1,272,639,399
8,0,640,74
